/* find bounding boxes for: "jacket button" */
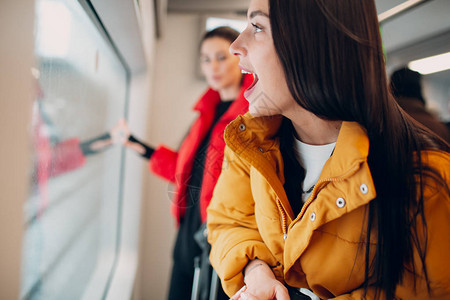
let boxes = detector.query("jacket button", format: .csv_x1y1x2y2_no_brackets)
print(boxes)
258,147,264,153
360,184,368,194
310,212,316,221
336,197,346,208
239,124,246,131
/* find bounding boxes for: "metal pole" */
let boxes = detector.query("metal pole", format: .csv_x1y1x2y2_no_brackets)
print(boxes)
209,269,219,300
191,257,201,300
378,0,432,24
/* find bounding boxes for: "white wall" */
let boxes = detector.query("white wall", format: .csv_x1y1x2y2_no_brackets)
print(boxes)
423,74,450,122
137,12,208,300
0,0,35,298
102,0,158,299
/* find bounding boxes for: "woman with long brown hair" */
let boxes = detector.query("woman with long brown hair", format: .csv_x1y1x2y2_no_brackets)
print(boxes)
207,1,450,299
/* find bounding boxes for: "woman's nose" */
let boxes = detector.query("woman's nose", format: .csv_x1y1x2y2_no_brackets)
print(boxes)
229,35,246,57
211,59,219,71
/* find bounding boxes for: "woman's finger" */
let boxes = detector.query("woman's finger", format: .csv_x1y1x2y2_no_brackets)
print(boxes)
274,285,290,300
230,285,247,300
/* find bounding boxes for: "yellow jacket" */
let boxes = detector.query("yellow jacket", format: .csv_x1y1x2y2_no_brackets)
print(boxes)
207,113,450,299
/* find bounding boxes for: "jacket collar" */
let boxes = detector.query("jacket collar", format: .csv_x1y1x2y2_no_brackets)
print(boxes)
194,88,221,113
225,113,378,246
226,113,371,179
319,121,370,179
193,73,253,117
300,121,376,219
225,112,283,149
227,114,375,198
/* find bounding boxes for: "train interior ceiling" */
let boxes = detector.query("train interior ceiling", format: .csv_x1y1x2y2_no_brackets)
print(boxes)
0,0,449,299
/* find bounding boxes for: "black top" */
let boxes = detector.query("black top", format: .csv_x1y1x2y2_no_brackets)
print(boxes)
173,100,233,271
126,101,233,271
129,101,234,272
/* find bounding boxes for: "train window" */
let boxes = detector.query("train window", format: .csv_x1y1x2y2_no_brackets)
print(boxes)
205,16,247,32
21,0,128,299
380,0,450,124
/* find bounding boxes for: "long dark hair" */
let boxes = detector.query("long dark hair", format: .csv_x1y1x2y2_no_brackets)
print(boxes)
269,0,449,299
200,26,240,46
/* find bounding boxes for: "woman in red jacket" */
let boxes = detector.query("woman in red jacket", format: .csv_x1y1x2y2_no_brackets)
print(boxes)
114,26,252,299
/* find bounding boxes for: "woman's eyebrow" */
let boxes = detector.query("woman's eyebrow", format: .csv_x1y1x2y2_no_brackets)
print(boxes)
249,10,269,19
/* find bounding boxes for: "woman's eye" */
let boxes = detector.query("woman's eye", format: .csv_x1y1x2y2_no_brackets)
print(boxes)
251,23,263,33
217,56,227,61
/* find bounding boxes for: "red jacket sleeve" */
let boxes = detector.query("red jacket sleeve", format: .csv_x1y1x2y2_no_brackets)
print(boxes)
149,145,178,183
49,138,86,177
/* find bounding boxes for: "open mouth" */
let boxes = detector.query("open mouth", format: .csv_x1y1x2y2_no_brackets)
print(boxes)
244,74,259,99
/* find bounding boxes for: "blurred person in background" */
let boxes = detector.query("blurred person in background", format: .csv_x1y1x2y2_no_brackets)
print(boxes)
390,66,450,143
113,26,252,300
32,74,114,216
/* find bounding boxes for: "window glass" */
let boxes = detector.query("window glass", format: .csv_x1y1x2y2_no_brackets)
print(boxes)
206,17,246,32
21,0,128,299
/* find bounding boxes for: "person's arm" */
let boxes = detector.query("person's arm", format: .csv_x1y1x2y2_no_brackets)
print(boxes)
49,138,86,177
49,131,113,176
124,133,178,182
79,133,113,156
109,118,151,157
237,259,289,300
50,132,113,176
110,118,179,182
127,134,154,159
207,146,284,298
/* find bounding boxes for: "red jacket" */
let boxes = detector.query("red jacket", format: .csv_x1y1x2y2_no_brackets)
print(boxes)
34,107,86,216
149,74,252,225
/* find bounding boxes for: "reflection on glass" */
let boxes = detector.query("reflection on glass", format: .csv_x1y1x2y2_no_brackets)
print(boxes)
21,0,128,299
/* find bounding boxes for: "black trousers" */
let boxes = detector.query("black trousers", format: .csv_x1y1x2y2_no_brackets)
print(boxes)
168,260,193,300
168,260,228,300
